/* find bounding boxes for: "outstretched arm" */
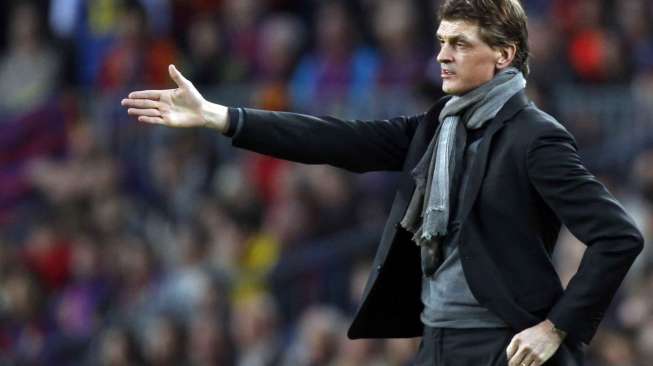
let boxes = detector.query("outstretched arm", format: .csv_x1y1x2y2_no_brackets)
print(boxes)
121,64,424,173
227,107,423,172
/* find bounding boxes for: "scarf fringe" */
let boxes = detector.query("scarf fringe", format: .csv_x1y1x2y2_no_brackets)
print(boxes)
421,210,449,241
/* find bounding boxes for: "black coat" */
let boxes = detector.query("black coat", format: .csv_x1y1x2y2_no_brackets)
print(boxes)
229,91,643,347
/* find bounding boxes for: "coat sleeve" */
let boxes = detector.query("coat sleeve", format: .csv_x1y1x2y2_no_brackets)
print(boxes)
229,108,424,173
526,124,644,346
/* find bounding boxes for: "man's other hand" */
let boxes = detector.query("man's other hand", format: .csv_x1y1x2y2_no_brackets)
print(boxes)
121,64,228,132
506,319,566,366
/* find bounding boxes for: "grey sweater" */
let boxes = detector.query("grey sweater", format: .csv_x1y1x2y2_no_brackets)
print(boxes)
420,126,507,329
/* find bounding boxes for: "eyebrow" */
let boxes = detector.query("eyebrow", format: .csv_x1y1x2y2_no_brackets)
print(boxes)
436,34,471,44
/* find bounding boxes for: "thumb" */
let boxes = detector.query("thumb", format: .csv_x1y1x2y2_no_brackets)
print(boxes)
168,64,190,88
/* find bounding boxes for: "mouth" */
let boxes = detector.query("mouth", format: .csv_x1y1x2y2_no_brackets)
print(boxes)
441,69,455,78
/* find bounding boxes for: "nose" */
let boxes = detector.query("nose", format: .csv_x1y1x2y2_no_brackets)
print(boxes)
437,44,452,64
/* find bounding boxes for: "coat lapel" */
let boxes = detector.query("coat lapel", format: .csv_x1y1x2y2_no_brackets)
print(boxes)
458,91,531,222
398,91,530,226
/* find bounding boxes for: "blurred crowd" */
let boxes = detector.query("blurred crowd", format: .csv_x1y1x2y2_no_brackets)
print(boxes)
0,0,653,365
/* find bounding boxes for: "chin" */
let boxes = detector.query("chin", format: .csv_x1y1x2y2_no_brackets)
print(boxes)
442,83,461,95
442,81,472,96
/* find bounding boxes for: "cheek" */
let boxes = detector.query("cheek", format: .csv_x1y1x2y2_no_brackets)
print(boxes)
460,57,496,84
466,62,494,84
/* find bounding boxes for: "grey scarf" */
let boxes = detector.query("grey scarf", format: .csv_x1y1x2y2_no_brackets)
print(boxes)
400,67,526,276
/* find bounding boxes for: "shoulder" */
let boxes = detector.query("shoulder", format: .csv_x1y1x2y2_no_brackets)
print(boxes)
509,102,577,149
512,103,567,133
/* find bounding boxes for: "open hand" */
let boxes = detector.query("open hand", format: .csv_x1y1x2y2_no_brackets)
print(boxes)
121,64,227,131
506,319,566,366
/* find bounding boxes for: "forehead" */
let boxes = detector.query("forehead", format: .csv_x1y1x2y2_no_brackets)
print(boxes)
436,19,482,40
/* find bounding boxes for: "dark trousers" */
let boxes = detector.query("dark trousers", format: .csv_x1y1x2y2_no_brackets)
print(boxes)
414,327,584,366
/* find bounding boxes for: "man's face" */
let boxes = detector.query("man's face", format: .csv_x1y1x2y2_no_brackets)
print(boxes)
436,19,500,95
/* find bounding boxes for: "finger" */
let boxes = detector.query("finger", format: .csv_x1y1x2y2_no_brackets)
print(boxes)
531,356,543,366
168,64,190,88
520,352,537,366
506,337,519,359
122,98,161,109
508,346,529,366
128,108,161,117
127,90,162,100
138,116,165,124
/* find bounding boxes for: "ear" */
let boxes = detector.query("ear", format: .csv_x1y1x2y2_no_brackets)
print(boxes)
495,43,517,70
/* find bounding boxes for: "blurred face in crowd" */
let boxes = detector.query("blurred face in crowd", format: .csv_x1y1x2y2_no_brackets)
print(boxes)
9,3,40,48
436,19,511,95
317,2,352,54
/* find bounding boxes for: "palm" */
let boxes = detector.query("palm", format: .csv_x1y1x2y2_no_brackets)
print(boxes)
121,65,207,128
159,86,204,127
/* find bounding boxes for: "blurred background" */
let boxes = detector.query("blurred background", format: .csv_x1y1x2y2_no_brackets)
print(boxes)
0,0,652,365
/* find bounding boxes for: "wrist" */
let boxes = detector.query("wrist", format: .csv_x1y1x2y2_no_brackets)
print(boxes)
545,319,567,341
552,325,567,341
200,100,229,132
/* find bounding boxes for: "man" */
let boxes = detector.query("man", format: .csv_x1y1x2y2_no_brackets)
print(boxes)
121,0,643,365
